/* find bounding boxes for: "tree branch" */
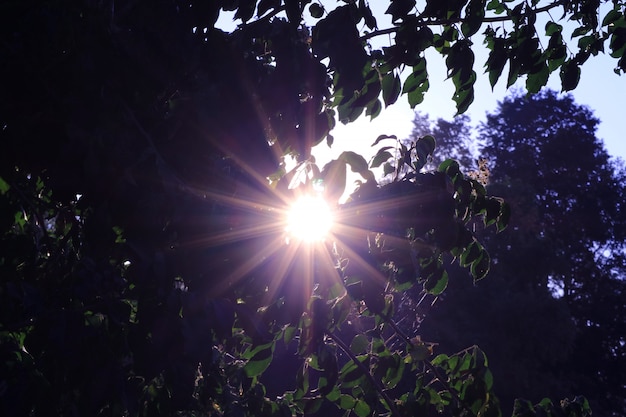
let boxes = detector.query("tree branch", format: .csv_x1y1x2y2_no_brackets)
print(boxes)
361,0,567,42
327,332,401,417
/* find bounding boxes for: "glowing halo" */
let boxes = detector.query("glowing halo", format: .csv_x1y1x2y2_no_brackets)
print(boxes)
285,195,334,242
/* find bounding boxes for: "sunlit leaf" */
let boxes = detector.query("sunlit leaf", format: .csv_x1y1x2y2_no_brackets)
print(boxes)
382,73,401,107
244,343,275,377
370,149,394,169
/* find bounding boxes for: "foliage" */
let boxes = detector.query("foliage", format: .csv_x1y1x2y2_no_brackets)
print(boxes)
0,1,614,416
416,89,626,416
406,112,478,171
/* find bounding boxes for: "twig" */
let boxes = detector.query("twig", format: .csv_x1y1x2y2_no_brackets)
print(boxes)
361,0,567,41
327,332,401,417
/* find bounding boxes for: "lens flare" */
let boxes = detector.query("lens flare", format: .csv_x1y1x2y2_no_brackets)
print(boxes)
286,195,333,242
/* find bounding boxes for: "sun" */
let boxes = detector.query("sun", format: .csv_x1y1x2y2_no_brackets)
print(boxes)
285,195,334,242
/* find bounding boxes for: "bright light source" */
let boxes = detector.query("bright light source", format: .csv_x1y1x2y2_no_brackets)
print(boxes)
286,195,333,242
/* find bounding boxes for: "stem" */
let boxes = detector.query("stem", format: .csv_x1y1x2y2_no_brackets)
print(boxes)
385,319,465,409
327,332,401,417
361,0,567,41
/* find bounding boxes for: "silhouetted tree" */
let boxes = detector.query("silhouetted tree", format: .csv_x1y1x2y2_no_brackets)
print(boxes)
419,90,626,416
408,112,477,171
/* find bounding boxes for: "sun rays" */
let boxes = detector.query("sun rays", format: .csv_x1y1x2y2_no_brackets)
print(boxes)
181,173,411,313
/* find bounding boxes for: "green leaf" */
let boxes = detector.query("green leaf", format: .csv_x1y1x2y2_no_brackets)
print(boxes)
0,176,10,195
403,58,428,94
372,134,397,146
284,325,296,344
407,79,430,107
471,250,490,281
243,343,275,377
545,21,562,36
415,135,436,161
496,202,511,232
303,397,324,414
484,197,502,226
339,394,356,410
383,354,405,389
296,363,310,397
354,399,371,417
485,37,508,89
602,9,623,27
461,0,487,37
370,148,394,168
365,98,382,120
382,73,401,107
424,269,448,295
460,241,481,267
526,62,549,93
339,151,376,181
404,59,430,107
350,334,369,354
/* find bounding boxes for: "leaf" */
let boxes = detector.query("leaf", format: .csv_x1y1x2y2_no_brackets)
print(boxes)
385,0,416,22
471,250,490,281
571,26,590,37
526,62,549,93
0,176,10,195
339,151,376,181
303,397,324,414
496,202,511,232
284,325,296,344
545,21,562,36
560,60,581,91
359,0,377,29
321,159,347,203
234,0,256,22
243,343,275,377
339,394,357,410
484,197,501,226
309,3,324,18
424,269,448,295
485,37,508,89
258,0,281,16
460,241,481,267
416,135,436,160
372,134,397,146
365,98,382,120
403,59,430,107
382,73,401,107
370,149,394,169
461,0,487,37
350,334,369,354
354,399,371,417
339,356,368,388
602,9,623,27
382,354,405,389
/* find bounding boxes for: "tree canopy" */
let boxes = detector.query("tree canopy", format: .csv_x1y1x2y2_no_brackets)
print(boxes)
1,1,621,416
414,89,626,416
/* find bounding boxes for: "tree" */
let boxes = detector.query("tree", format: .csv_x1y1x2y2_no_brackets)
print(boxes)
0,1,615,416
407,112,477,171
417,89,626,416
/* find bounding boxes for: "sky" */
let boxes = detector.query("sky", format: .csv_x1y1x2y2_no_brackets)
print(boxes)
216,3,626,168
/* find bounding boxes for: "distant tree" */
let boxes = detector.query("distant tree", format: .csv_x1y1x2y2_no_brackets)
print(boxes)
408,112,477,171
418,89,626,416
